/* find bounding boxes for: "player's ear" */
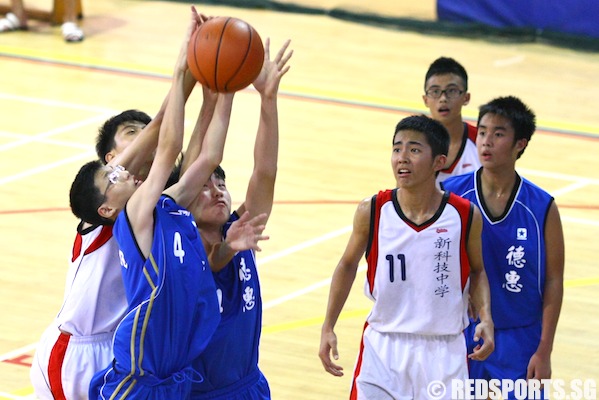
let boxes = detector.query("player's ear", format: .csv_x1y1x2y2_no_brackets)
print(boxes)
515,138,528,153
105,150,116,164
98,203,117,220
434,154,447,172
463,92,471,106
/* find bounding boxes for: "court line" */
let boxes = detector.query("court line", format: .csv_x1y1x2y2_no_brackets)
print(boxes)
262,272,599,335
0,77,597,400
0,218,596,398
2,273,596,361
0,393,35,400
0,151,96,186
0,131,94,151
0,344,37,362
259,225,353,265
562,216,599,227
0,93,116,114
519,168,599,185
0,115,109,153
1,53,598,139
258,173,598,312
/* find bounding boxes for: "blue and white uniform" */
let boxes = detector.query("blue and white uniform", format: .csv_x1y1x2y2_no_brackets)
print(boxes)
443,169,554,386
190,212,270,400
89,195,220,400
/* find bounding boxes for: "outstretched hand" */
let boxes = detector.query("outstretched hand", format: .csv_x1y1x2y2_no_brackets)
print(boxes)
253,38,293,97
225,211,269,252
175,6,210,76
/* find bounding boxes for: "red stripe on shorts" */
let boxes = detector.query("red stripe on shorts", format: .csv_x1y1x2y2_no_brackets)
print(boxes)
48,332,70,400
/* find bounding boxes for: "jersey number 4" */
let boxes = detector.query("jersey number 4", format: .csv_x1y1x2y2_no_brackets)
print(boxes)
173,232,186,263
385,254,406,282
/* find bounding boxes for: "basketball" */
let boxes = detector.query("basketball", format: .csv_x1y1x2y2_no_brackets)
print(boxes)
187,17,265,93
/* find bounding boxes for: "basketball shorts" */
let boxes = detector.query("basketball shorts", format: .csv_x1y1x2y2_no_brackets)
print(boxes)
30,325,114,400
191,368,271,400
466,321,544,399
351,326,468,400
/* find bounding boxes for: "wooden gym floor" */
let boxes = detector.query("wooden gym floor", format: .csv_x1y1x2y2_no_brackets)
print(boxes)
0,0,598,398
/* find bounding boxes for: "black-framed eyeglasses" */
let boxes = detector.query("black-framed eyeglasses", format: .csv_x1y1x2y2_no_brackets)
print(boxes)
103,165,125,196
425,88,465,99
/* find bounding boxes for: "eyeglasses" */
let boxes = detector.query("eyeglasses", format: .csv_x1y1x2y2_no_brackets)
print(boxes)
103,165,125,196
425,88,465,99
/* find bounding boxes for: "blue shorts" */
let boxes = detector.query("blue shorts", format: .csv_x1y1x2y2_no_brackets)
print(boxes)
89,363,198,400
190,368,270,400
466,321,545,399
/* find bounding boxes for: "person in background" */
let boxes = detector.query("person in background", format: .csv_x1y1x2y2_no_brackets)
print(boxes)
0,0,84,42
442,96,564,399
423,56,480,183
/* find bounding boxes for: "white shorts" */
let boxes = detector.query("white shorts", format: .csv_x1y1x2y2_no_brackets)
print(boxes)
351,326,468,400
30,325,115,400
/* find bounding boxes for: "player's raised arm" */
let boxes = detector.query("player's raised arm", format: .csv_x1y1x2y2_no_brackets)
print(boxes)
124,7,200,255
236,38,292,221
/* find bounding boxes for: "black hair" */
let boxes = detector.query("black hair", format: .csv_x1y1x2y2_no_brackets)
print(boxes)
394,114,450,158
213,165,226,180
69,160,114,226
424,57,468,91
478,96,536,158
96,110,152,163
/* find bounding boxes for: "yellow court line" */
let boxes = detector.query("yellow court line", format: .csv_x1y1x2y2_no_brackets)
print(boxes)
263,276,599,335
2,44,599,137
0,44,170,77
1,277,597,399
564,276,599,288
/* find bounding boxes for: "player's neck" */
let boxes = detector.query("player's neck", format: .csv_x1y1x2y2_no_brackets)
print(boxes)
396,186,443,225
444,118,464,140
480,167,518,199
198,226,223,246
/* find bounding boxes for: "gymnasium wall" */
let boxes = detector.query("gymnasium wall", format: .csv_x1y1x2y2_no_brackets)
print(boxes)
437,0,599,40
186,0,599,51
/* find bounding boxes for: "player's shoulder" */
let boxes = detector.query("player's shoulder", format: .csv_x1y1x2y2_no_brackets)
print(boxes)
517,175,554,204
445,190,474,213
441,171,475,193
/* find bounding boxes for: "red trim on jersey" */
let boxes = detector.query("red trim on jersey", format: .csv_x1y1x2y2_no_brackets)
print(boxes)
466,122,477,142
71,225,114,262
441,122,477,174
350,321,369,400
48,332,70,400
366,191,392,296
447,192,473,290
71,233,82,263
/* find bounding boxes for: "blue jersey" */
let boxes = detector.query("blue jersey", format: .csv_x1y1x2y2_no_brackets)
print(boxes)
191,212,268,398
443,170,554,329
90,195,220,399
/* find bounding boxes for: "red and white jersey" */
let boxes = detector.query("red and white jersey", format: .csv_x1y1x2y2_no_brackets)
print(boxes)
364,189,472,336
55,223,128,336
436,122,480,184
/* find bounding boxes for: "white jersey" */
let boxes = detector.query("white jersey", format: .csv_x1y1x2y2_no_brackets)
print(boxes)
31,223,129,399
436,122,480,184
56,223,128,335
364,189,472,335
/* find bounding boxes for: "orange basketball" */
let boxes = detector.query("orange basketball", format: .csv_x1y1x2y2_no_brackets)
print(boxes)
187,17,264,93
